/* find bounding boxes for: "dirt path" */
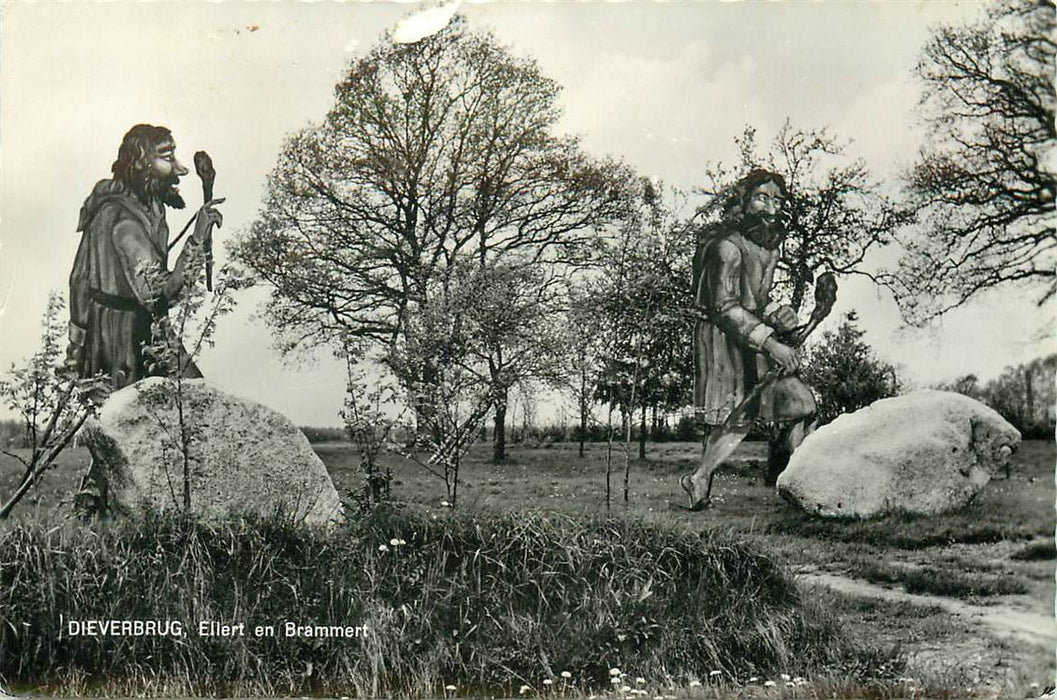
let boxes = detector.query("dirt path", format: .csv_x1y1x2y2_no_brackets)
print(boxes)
798,570,1057,649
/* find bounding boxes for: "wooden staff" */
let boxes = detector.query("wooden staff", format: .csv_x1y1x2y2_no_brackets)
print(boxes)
193,151,216,291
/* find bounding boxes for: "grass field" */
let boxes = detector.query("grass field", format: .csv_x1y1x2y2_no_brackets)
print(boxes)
1,438,1053,698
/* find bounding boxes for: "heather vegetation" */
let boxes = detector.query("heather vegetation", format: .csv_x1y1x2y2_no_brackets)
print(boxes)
0,510,899,697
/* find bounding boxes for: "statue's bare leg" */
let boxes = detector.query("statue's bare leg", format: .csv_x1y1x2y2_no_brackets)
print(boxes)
681,423,752,510
765,416,816,486
790,418,811,452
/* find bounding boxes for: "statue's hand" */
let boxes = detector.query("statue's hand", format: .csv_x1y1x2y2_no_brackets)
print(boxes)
766,304,799,332
763,337,799,373
191,198,225,245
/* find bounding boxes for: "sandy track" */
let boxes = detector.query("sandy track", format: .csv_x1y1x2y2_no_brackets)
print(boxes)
799,570,1057,648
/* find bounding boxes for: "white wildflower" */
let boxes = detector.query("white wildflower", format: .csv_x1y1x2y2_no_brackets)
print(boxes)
377,544,389,552
561,671,572,679
543,679,553,686
609,668,622,677
763,680,776,687
636,677,646,685
688,680,701,688
390,538,401,546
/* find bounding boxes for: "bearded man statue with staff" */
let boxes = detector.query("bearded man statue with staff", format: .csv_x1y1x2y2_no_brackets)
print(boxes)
66,124,224,389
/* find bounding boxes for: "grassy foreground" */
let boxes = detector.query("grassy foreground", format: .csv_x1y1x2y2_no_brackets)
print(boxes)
1,439,1052,697
0,509,897,697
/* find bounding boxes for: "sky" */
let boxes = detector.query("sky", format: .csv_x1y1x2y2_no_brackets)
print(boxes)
0,0,1051,427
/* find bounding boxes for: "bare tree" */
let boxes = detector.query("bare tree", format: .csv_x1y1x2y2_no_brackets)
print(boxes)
233,17,634,437
137,257,250,515
566,286,608,458
887,0,1056,323
386,262,519,506
592,179,697,499
456,263,569,462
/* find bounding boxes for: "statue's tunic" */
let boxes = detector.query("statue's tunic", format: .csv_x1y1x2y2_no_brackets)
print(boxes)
68,180,189,389
693,226,814,425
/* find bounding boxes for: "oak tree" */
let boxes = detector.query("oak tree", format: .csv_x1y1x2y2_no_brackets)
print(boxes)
235,18,633,439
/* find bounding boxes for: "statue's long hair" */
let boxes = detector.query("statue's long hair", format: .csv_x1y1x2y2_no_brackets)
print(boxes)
111,124,174,204
722,168,788,222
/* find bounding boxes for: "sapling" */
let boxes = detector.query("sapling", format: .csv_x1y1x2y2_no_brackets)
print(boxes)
0,292,107,519
137,246,251,513
341,343,404,511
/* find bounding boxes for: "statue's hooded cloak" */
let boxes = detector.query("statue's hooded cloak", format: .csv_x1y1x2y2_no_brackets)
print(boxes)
68,179,172,389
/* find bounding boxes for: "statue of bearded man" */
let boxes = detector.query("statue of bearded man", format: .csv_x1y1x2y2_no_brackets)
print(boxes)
682,169,818,509
67,124,223,389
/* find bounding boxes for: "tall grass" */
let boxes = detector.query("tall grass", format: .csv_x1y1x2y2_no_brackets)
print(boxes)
0,509,897,696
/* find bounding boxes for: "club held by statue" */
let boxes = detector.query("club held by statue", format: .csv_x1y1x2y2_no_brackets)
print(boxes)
193,151,216,292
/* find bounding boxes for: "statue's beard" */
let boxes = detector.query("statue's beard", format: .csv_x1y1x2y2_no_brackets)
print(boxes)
141,173,187,210
742,212,784,250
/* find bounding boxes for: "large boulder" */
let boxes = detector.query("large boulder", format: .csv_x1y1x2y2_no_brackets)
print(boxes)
80,377,345,526
776,390,1021,518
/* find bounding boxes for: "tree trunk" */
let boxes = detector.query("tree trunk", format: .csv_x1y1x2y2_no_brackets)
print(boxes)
579,363,588,458
605,404,613,512
493,388,508,463
790,278,807,312
638,402,647,460
411,358,441,444
1025,365,1035,427
622,408,631,504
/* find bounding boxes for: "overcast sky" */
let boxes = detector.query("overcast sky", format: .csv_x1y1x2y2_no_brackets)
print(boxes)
0,0,1051,426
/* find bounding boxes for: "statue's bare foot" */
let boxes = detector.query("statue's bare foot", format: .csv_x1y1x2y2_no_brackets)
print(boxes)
679,474,711,511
